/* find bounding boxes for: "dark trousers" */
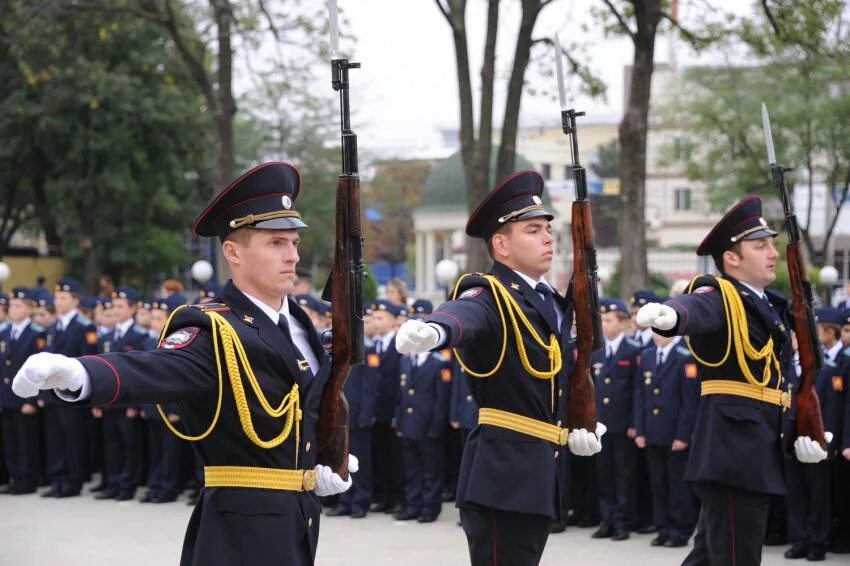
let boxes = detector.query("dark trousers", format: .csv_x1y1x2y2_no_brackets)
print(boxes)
596,432,636,530
832,457,850,548
681,507,708,566
338,427,372,513
635,446,654,528
785,457,831,553
401,436,445,517
371,422,403,507
145,419,182,497
460,505,551,566
645,445,697,541
44,406,88,494
443,425,462,498
569,452,599,522
103,410,144,492
692,482,769,566
1,410,40,489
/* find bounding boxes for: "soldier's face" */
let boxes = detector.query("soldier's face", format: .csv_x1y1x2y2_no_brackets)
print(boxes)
371,311,395,335
493,218,554,279
112,298,136,323
724,237,778,289
135,307,152,328
842,324,850,347
54,291,78,316
601,312,628,340
8,298,32,323
226,229,301,300
150,309,168,334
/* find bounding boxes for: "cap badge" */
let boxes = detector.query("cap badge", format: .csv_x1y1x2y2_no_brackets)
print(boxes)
759,217,767,226
532,196,542,205
282,195,292,209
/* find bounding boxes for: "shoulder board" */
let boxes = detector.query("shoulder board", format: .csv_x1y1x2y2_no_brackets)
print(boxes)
29,323,45,332
430,350,450,362
675,345,691,357
132,324,147,334
625,337,641,347
453,273,490,296
843,347,850,356
687,274,718,294
824,359,837,368
190,302,230,313
75,314,92,326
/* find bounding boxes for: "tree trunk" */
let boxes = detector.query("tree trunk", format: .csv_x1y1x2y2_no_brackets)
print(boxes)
617,0,660,299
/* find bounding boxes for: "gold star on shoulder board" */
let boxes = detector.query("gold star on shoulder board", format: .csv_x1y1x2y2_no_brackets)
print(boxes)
242,315,254,324
510,283,520,291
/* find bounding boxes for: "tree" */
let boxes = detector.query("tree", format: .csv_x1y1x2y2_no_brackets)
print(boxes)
3,2,210,290
589,139,620,179
435,0,602,273
661,1,850,266
594,0,721,298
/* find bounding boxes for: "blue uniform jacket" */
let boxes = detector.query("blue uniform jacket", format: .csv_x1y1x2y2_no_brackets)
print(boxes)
657,275,792,495
592,335,642,435
99,323,154,411
0,322,46,409
345,347,379,429
372,334,401,424
71,281,330,566
40,313,98,407
450,360,479,429
395,352,452,440
426,261,574,520
634,343,700,446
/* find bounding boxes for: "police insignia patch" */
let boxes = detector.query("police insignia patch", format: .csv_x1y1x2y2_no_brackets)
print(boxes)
833,376,844,392
367,353,380,368
161,327,201,350
86,331,98,345
693,286,714,295
685,364,698,379
441,368,452,383
459,287,484,299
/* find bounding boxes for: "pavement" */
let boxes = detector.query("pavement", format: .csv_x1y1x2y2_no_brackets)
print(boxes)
0,490,831,565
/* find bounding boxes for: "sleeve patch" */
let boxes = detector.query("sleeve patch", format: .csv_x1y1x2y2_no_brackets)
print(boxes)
833,376,844,392
693,286,715,295
160,327,200,350
685,364,698,379
85,331,98,345
459,287,485,299
441,368,453,383
36,337,46,350
616,360,631,367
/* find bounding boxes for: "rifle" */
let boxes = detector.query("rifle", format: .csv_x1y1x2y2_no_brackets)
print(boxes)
316,0,365,479
553,34,602,432
761,103,825,448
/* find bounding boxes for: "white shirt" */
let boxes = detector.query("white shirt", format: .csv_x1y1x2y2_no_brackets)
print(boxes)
56,309,79,332
375,332,396,356
113,318,134,341
739,281,766,301
655,336,680,365
605,332,626,358
825,341,843,363
242,291,320,376
10,317,31,341
635,327,654,348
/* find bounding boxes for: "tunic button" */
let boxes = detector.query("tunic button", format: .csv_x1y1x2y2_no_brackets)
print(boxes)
4,360,10,366
466,395,473,402
556,420,562,427
307,517,313,528
554,450,560,459
603,397,610,405
408,389,415,396
604,377,611,384
3,378,8,384
400,373,407,380
645,378,651,385
653,388,660,395
407,407,413,414
558,389,563,397
652,408,660,415
305,442,311,452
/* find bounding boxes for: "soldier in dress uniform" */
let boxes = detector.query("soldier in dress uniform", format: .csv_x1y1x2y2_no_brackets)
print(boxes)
0,287,46,494
395,170,604,565
38,278,98,498
327,305,379,519
12,162,355,566
368,299,407,515
590,297,642,541
94,286,151,501
393,303,453,523
831,308,850,554
630,290,660,350
783,307,848,561
636,196,830,565
634,333,699,548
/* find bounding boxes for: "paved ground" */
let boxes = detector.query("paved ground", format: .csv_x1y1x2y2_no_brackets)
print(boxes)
0,489,829,565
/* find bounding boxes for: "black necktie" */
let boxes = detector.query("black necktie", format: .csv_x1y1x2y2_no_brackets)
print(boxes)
55,321,63,334
535,283,559,328
657,349,664,368
606,344,613,360
277,316,293,342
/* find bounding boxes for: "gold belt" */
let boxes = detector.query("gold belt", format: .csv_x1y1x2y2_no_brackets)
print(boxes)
204,466,317,492
478,408,568,446
701,380,791,410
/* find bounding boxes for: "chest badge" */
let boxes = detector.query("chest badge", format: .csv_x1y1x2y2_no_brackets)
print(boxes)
297,359,310,372
242,315,254,324
510,283,520,291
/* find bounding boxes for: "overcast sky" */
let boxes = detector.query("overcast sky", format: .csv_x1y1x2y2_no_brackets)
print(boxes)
333,0,753,158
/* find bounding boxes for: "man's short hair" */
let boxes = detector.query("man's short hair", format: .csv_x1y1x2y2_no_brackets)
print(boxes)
224,226,261,246
485,223,513,259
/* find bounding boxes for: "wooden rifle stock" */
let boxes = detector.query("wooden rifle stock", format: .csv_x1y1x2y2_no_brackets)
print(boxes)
316,54,365,479
786,243,825,447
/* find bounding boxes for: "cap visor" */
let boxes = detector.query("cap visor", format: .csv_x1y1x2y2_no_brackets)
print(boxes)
255,217,309,230
514,209,554,223
740,228,778,241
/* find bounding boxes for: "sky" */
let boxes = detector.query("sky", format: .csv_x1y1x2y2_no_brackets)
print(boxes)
333,0,753,158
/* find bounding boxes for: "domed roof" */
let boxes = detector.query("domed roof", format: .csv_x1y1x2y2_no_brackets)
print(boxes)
420,148,536,211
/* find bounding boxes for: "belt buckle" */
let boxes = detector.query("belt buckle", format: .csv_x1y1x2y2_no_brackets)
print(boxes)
779,390,791,412
302,469,317,492
558,428,569,446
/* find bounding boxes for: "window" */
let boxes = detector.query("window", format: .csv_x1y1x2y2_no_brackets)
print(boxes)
564,165,572,180
674,188,692,211
541,163,551,180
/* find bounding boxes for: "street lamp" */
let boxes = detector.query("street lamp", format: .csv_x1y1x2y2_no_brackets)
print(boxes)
191,259,214,284
0,261,9,292
435,258,460,300
819,265,839,306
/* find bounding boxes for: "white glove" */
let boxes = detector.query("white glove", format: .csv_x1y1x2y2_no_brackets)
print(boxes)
568,422,607,457
794,432,833,464
12,352,87,399
635,303,678,331
313,454,358,497
395,319,440,355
